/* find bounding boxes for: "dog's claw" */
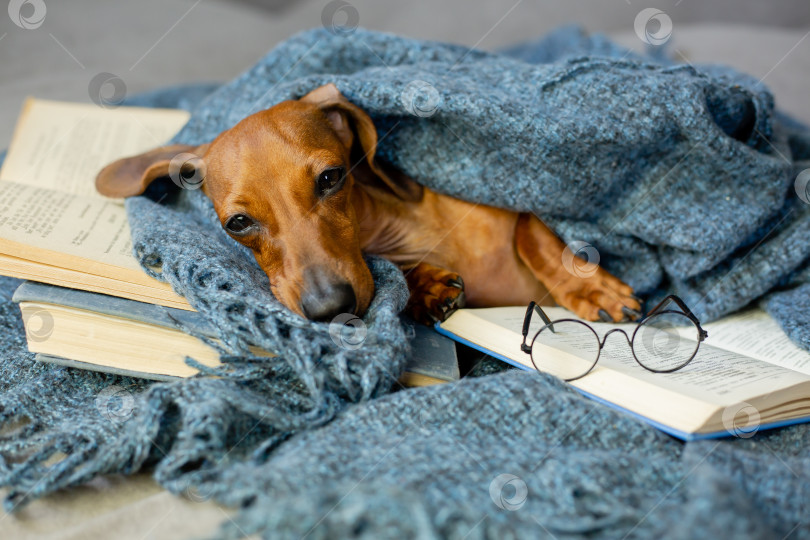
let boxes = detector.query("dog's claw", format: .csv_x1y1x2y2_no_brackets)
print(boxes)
405,263,466,325
455,290,466,309
621,306,642,320
447,277,464,289
439,291,466,318
629,294,643,303
598,309,613,322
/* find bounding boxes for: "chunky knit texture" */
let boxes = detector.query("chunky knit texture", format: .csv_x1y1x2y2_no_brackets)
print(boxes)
160,25,809,345
1,26,809,539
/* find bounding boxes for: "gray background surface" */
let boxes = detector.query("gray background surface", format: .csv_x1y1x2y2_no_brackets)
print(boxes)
1,0,809,150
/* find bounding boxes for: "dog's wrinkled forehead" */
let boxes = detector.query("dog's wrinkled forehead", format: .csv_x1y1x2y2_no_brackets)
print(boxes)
203,102,347,201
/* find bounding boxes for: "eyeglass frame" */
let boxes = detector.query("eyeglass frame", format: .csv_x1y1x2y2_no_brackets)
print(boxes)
520,294,708,382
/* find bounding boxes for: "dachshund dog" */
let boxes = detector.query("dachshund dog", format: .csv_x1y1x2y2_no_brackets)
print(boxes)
96,84,641,325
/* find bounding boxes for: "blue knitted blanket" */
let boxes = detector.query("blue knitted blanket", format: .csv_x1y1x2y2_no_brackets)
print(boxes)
1,26,810,539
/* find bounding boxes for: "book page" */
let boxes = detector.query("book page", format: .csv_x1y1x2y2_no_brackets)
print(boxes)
701,309,810,375
0,252,189,310
450,306,809,407
0,180,141,271
0,98,189,200
594,340,804,407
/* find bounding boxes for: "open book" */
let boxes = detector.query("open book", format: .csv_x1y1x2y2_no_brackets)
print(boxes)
436,306,810,440
0,98,192,310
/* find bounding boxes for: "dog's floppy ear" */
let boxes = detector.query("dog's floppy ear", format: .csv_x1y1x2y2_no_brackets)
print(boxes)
300,83,423,202
95,143,210,198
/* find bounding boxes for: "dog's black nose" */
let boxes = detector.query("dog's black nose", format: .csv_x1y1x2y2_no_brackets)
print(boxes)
300,266,357,321
301,282,356,321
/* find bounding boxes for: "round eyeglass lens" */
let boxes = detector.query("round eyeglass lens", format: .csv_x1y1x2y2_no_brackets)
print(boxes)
530,320,601,381
632,311,700,372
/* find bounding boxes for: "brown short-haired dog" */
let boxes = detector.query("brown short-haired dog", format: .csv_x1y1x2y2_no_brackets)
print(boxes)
97,84,641,325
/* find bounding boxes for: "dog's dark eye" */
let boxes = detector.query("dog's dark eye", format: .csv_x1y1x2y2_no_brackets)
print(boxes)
316,167,346,197
224,214,256,235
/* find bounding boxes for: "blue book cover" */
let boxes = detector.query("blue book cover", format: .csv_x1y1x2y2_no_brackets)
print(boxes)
13,280,215,337
406,322,460,384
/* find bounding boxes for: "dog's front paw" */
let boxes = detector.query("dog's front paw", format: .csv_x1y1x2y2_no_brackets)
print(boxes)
404,262,466,325
553,267,642,323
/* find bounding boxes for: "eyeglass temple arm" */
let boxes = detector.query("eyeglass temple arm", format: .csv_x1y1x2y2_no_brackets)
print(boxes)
646,294,708,341
521,302,555,353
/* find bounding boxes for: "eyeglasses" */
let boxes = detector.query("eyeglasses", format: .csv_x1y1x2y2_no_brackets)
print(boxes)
520,295,708,381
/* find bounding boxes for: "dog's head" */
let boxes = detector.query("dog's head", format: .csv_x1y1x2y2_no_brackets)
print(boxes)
97,84,422,321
